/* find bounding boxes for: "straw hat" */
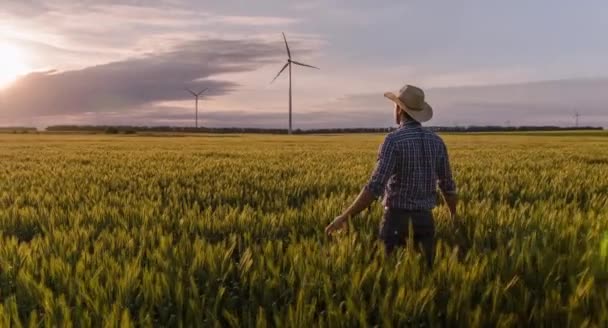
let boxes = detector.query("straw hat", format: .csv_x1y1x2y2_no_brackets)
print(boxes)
384,84,433,122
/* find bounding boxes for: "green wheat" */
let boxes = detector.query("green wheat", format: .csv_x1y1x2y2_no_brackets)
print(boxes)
0,132,607,327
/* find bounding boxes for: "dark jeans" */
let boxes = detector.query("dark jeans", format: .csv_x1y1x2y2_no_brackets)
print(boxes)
379,208,435,267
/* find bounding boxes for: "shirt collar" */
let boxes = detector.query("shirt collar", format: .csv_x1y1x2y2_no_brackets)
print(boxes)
399,120,422,129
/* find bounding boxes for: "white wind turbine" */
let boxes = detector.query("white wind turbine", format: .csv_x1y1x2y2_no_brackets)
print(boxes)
271,33,319,134
185,88,207,128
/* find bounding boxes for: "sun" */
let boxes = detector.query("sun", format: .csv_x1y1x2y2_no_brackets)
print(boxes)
0,43,29,88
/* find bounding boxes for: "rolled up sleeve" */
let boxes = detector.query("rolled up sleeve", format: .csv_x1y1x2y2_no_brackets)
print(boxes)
365,136,397,198
437,142,457,195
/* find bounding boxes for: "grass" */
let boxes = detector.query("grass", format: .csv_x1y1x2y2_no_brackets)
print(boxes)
0,132,607,327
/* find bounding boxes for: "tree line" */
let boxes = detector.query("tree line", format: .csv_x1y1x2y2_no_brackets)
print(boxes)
40,125,604,134
0,125,603,134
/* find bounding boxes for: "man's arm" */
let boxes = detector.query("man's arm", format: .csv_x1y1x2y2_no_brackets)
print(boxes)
326,136,397,235
337,188,376,220
437,141,458,219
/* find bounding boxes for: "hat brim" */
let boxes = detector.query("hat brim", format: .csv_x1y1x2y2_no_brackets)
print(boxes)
384,92,433,123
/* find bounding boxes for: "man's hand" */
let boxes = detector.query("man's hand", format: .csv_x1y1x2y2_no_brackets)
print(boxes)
325,215,348,236
325,188,376,237
442,193,458,221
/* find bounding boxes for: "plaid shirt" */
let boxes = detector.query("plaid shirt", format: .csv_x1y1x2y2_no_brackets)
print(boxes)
365,120,457,210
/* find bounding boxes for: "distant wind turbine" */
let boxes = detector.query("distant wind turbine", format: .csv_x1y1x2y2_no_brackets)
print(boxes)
574,111,580,127
271,33,319,134
185,88,207,128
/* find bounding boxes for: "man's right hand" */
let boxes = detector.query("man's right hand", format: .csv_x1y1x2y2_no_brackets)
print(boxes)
325,215,348,236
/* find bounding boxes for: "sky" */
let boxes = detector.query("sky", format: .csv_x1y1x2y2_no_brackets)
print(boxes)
1,0,607,129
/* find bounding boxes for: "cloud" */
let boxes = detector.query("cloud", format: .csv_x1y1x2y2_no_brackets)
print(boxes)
0,1,51,16
2,1,608,129
5,72,608,128
0,38,284,120
428,78,608,125
33,106,390,130
1,1,301,70
310,78,608,127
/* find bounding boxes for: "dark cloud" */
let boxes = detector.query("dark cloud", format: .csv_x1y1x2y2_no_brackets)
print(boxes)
4,71,608,128
0,39,282,119
28,105,390,129
7,76,608,129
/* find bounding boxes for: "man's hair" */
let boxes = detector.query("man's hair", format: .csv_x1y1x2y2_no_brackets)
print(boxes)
403,111,414,121
399,107,414,122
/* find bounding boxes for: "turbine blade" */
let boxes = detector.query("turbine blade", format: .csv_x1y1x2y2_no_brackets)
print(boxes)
291,60,319,69
271,62,289,83
197,88,208,96
186,88,197,96
282,32,291,59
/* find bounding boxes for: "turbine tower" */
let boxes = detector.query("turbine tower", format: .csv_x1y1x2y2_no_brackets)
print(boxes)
185,88,207,128
574,111,580,128
271,33,319,134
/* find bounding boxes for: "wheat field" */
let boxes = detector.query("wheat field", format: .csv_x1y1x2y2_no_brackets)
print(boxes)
0,132,607,327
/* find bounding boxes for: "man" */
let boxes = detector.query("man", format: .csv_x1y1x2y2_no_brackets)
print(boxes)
325,84,457,267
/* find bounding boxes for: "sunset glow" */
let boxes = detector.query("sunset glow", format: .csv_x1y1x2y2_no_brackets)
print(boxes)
0,2,608,127
0,43,29,88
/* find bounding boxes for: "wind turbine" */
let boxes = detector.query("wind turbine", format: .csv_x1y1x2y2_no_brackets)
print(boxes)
574,111,580,127
185,88,207,128
271,33,319,134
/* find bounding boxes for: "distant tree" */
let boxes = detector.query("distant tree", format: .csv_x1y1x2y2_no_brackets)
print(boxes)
104,127,119,134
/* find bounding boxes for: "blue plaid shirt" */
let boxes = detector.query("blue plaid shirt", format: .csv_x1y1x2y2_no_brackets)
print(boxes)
365,120,457,210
